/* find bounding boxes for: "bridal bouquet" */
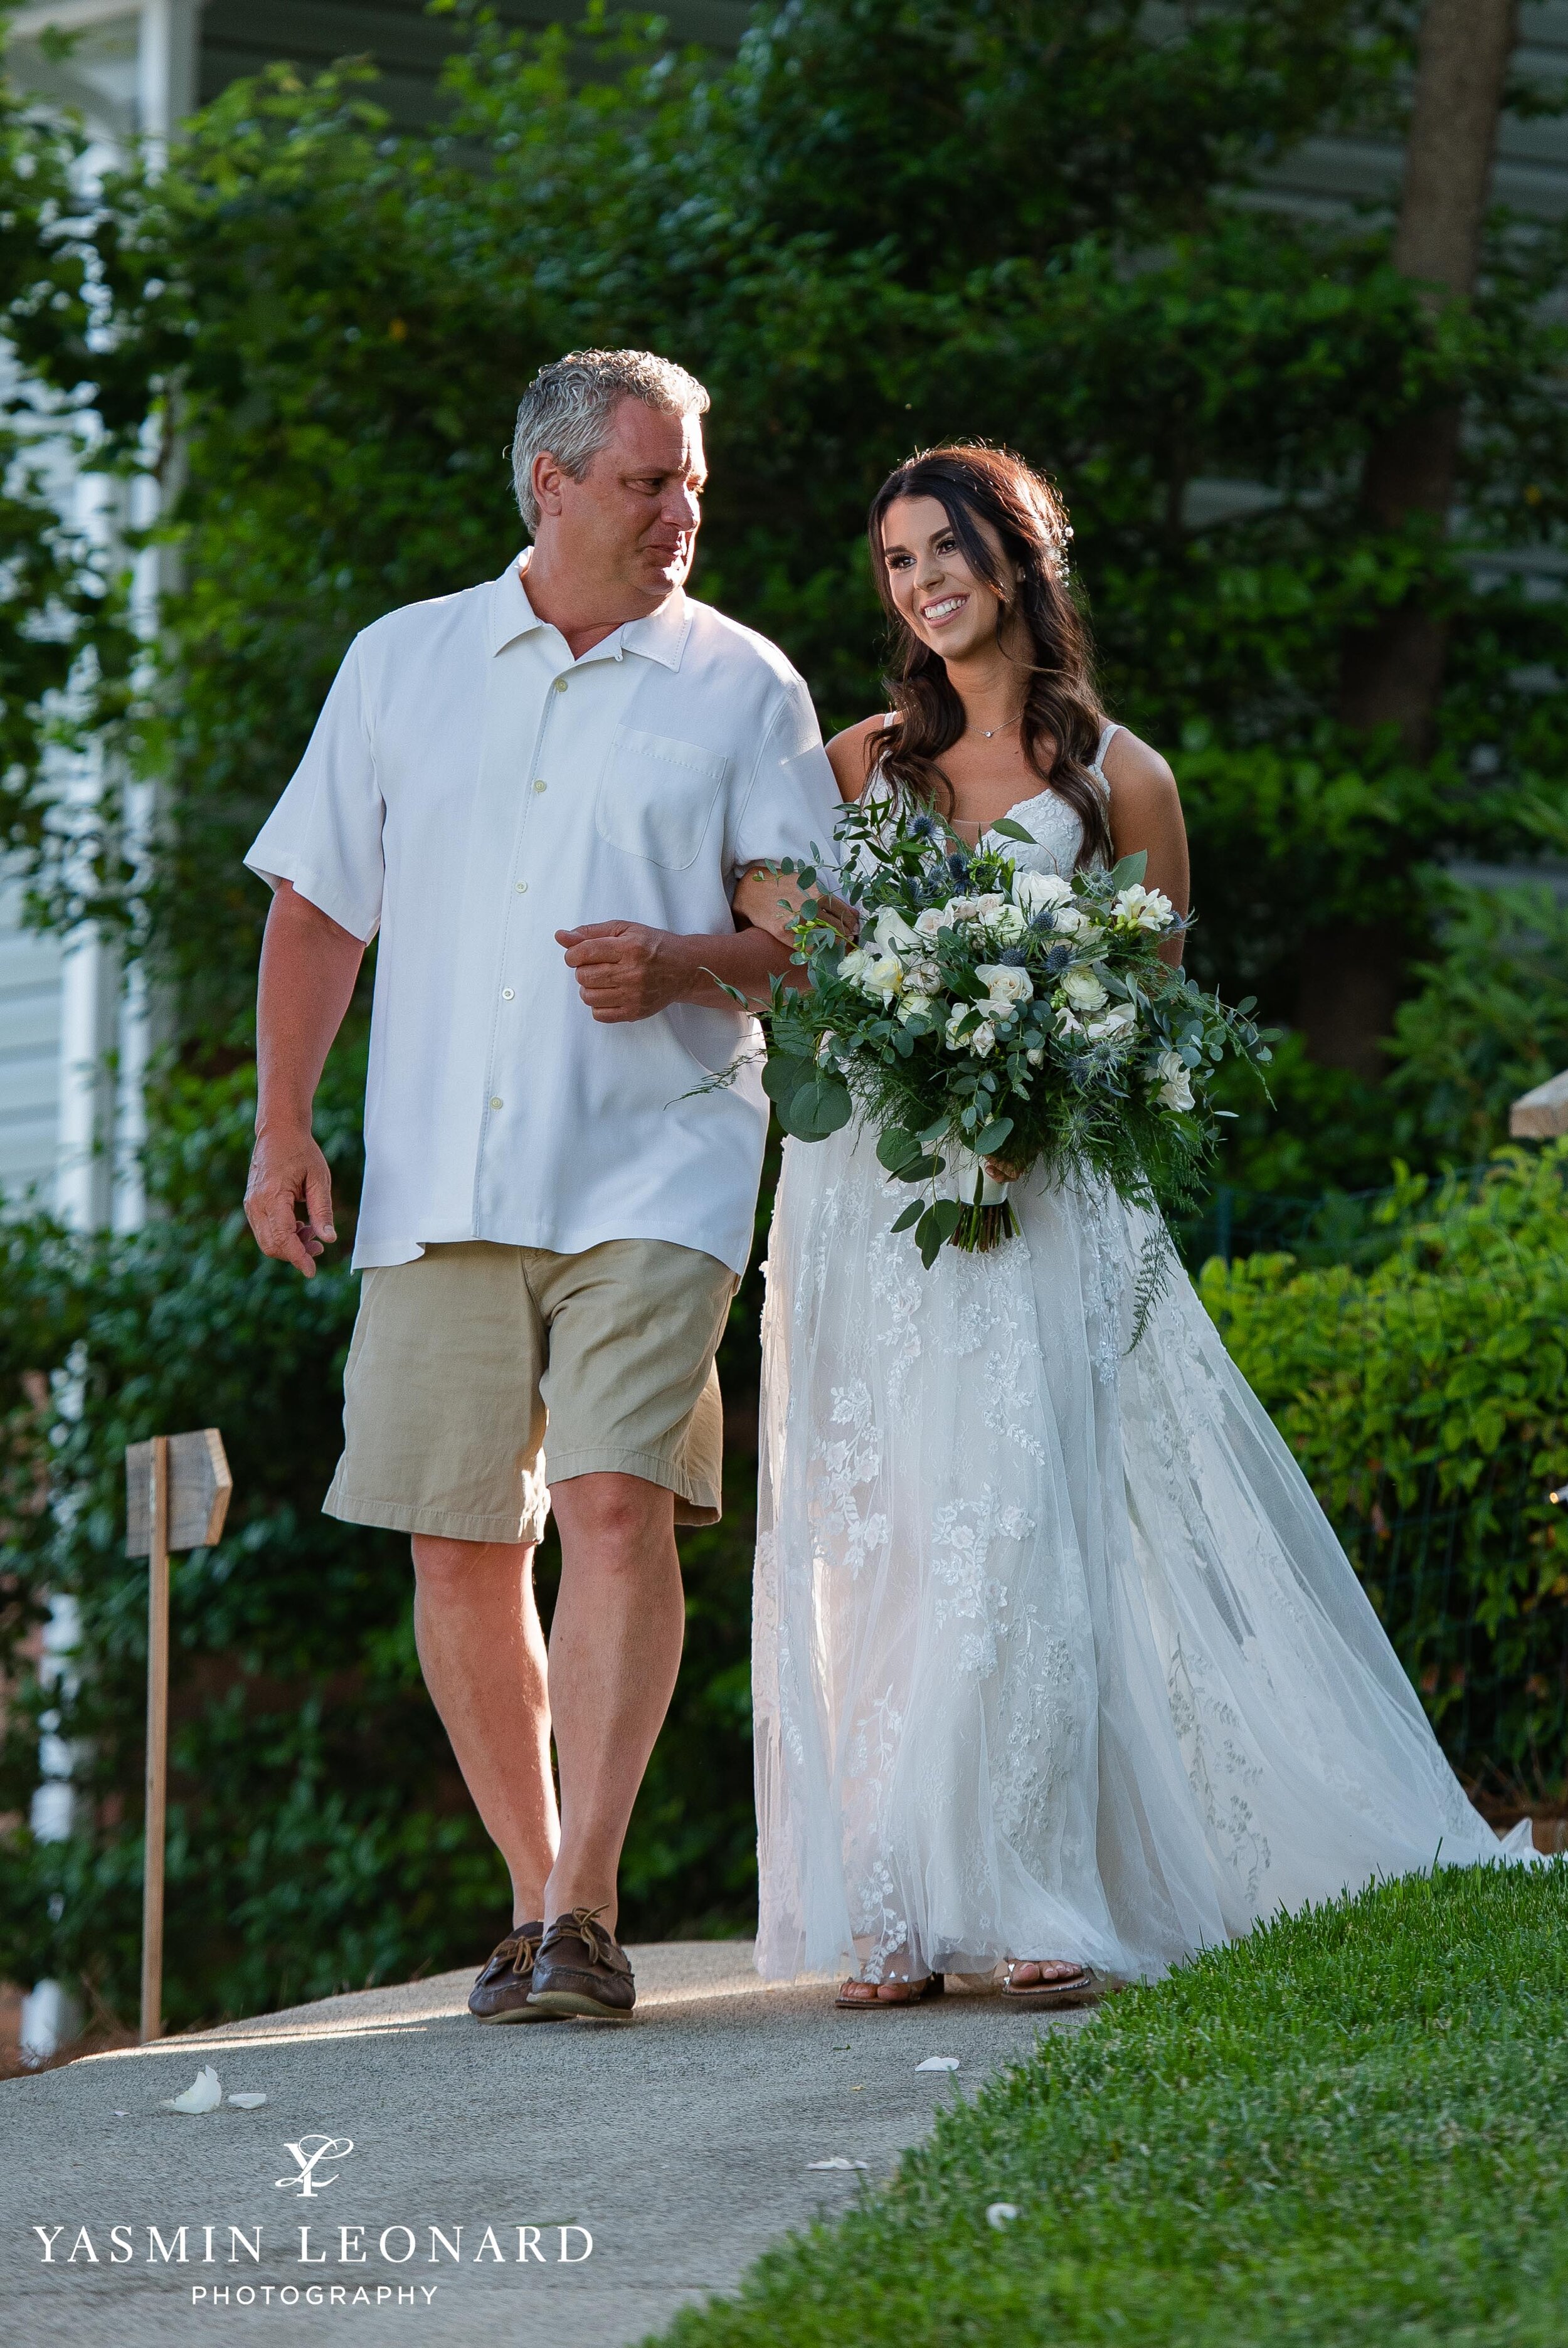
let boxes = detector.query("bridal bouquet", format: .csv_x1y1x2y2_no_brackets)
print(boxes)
751,797,1270,1272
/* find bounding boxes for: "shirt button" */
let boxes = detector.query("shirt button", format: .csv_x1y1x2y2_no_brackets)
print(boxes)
501,987,514,1001
489,1096,503,1111
554,677,568,694
516,880,529,894
533,778,548,793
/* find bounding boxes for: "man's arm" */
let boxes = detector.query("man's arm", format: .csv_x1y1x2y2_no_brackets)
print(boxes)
556,921,796,1022
245,879,365,1276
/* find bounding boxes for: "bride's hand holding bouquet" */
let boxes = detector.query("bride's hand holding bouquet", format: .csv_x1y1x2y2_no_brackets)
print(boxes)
739,796,1270,1275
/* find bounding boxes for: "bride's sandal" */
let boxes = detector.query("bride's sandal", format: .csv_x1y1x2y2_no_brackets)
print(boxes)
835,1972,946,2010
1000,1959,1097,2009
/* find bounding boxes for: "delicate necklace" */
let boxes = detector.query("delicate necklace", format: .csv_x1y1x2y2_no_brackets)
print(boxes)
978,712,1024,740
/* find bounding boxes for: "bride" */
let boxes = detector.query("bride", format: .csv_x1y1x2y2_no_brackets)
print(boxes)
734,442,1534,2010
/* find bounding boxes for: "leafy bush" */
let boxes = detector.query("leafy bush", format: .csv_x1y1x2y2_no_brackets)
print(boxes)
1198,1145,1568,1797
1385,882,1568,1161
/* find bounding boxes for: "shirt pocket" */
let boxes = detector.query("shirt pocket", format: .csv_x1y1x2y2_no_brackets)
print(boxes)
596,726,730,872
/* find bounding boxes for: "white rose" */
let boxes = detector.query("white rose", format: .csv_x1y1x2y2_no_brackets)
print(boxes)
1025,1045,1046,1067
1086,1002,1136,1042
1013,870,1074,916
946,896,985,924
945,1005,973,1050
970,1019,997,1058
837,947,872,985
898,992,936,1025
869,907,922,954
985,902,1027,945
914,906,955,938
862,951,904,1001
905,958,944,993
975,963,1034,1010
1113,882,1175,932
1058,966,1108,1013
1051,904,1094,936
1155,1047,1194,1111
972,892,1005,920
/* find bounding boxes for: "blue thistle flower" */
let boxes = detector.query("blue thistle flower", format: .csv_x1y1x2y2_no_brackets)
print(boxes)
946,850,970,879
910,815,936,839
1044,944,1071,973
997,947,1028,967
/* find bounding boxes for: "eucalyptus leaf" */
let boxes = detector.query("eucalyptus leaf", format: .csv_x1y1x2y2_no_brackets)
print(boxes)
876,1125,923,1173
889,1200,923,1233
1108,850,1148,889
761,1052,815,1108
776,1072,852,1140
975,1116,1015,1155
989,817,1039,845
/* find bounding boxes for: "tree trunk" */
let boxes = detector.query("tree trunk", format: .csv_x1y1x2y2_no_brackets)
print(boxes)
1301,0,1518,1075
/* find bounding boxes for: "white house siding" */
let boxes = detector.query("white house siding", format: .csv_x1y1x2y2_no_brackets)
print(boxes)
0,877,64,1208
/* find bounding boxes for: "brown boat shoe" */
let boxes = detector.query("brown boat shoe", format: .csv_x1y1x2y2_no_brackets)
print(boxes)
525,1905,637,2022
468,1920,561,2023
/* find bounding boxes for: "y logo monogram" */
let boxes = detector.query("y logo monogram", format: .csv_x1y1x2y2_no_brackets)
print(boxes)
275,2135,355,2198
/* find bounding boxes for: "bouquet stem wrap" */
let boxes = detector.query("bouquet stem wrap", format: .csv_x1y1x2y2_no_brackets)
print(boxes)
947,1148,1019,1252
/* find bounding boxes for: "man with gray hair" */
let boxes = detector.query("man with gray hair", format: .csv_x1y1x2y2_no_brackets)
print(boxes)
242,348,840,2022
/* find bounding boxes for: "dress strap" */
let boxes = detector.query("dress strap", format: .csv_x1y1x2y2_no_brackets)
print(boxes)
1090,721,1121,780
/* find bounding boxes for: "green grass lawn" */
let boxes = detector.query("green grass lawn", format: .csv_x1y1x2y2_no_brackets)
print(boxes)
654,1864,1568,2346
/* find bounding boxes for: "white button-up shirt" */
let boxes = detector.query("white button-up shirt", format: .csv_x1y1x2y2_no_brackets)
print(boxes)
245,558,840,1275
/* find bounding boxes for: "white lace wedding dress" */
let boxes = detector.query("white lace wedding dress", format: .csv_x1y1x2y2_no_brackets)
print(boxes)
753,725,1534,1987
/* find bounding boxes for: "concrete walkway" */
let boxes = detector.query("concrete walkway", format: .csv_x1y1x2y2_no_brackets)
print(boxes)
1,1942,1084,2345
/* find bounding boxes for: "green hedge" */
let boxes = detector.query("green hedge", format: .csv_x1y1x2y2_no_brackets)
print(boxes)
1198,1144,1568,1797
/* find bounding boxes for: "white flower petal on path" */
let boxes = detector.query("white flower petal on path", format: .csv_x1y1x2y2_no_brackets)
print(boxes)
808,2157,869,2170
162,2065,223,2114
916,2056,960,2073
986,2202,1020,2229
228,2092,268,2109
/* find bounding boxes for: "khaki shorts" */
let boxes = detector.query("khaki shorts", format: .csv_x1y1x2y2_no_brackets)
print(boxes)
324,1238,738,1545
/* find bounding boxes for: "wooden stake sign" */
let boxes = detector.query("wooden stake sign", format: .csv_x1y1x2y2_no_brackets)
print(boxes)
125,1429,233,2043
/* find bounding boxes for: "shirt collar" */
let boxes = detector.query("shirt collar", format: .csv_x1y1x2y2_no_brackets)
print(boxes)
487,556,692,671
487,556,544,657
615,590,692,672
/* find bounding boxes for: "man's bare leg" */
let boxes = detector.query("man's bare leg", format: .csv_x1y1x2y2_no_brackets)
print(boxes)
544,1471,685,1933
411,1535,558,1925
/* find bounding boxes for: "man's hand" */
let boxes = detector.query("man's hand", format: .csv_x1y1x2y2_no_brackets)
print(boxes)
557,923,696,1021
246,1124,337,1279
559,918,800,1017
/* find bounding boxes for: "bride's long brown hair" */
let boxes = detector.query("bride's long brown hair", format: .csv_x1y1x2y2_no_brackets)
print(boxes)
867,443,1113,870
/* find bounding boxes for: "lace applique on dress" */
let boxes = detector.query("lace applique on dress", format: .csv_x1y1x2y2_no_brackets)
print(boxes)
813,1379,889,1581
1167,1634,1272,1902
